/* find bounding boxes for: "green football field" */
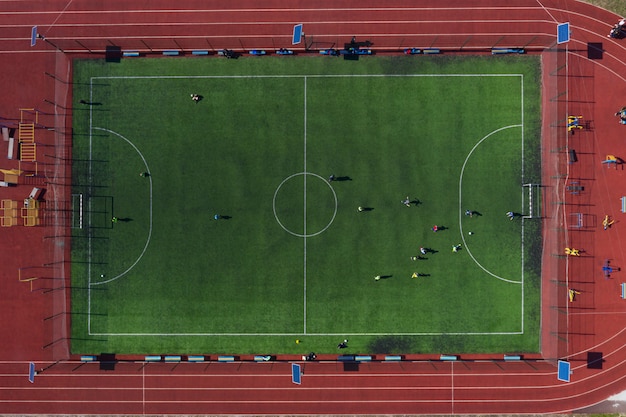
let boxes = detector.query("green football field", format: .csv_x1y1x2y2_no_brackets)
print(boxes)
71,55,542,355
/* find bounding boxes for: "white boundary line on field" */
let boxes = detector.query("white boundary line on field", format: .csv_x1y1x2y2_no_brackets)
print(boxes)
520,75,525,334
303,76,307,334
89,330,524,336
91,74,525,80
87,78,93,334
86,73,527,337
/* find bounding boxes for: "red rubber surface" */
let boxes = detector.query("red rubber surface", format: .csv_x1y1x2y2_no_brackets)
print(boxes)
0,0,624,414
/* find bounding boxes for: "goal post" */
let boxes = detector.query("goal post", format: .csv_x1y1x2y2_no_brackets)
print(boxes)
522,183,542,219
71,193,83,229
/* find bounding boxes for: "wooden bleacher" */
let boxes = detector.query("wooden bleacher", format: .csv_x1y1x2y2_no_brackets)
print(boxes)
0,168,21,185
21,198,40,227
1,199,18,227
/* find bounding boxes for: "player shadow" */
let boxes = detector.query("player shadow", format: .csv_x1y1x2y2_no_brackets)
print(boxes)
568,278,595,284
220,215,232,220
117,217,133,222
410,199,422,206
79,100,103,106
423,248,437,254
359,207,374,212
470,211,483,216
378,274,393,280
335,176,352,181
347,39,373,48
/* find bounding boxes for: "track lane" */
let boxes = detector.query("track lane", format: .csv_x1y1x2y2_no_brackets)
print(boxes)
0,0,625,414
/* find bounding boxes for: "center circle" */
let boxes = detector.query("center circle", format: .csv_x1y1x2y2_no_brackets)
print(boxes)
272,172,338,238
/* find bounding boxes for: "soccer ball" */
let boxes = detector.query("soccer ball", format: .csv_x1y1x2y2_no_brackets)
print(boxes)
100,274,105,278
468,231,474,235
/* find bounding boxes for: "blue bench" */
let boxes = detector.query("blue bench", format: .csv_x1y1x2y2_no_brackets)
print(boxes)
355,355,372,362
404,48,421,55
192,50,209,55
337,355,355,362
164,355,181,362
423,48,441,54
504,355,522,361
440,355,458,361
123,51,140,57
249,50,266,55
254,355,272,362
144,355,161,362
340,49,372,55
163,50,179,56
218,355,235,362
187,355,205,362
384,355,403,361
621,197,626,213
80,355,97,362
491,48,525,55
621,283,626,299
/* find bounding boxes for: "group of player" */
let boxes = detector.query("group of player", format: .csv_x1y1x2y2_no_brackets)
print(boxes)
397,196,473,280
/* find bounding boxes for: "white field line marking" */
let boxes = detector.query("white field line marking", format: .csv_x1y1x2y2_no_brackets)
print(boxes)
0,6,554,16
39,0,74,36
90,127,153,286
451,361,455,414
516,73,520,330
459,124,523,285
88,73,526,338
87,77,93,335
92,74,525,80
303,76,307,334
89,331,524,336
0,19,559,29
534,0,559,23
0,30,555,41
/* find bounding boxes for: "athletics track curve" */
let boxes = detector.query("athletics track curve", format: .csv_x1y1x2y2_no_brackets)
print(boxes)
0,0,625,414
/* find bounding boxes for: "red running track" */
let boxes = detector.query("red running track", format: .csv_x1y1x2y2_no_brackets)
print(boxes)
0,0,625,414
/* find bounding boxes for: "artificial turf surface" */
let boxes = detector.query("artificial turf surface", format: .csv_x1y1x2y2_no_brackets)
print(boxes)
71,55,542,355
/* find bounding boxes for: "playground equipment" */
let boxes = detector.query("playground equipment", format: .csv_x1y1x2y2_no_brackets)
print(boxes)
602,154,619,168
603,259,619,279
567,115,583,132
18,268,39,291
568,289,581,302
